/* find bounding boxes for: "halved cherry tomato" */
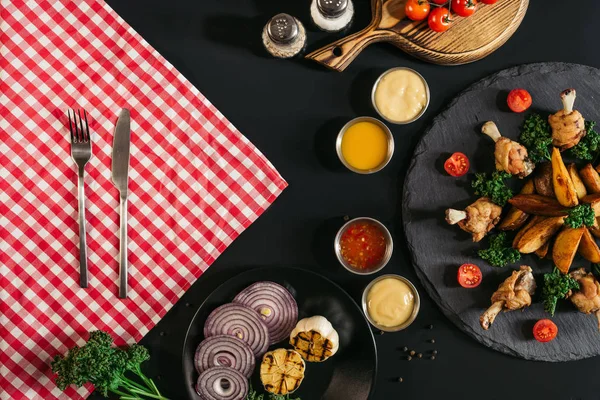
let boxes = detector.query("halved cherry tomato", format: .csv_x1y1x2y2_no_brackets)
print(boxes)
452,0,477,17
428,7,452,32
507,89,532,113
480,0,498,3
533,319,558,342
444,152,470,177
457,264,482,288
405,0,431,21
431,0,448,4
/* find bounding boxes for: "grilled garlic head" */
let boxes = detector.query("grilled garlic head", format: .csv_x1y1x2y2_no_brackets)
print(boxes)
289,316,339,362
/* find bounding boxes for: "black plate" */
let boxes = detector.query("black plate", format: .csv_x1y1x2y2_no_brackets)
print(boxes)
403,62,600,362
182,267,377,399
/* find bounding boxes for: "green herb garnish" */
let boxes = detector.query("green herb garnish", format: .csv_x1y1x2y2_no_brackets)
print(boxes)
568,121,600,161
471,171,513,206
542,267,579,316
51,331,167,399
519,113,552,163
477,232,521,268
247,384,301,400
564,203,595,228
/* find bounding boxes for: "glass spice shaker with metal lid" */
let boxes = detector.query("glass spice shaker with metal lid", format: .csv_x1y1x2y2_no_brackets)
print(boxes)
310,0,354,33
262,13,307,59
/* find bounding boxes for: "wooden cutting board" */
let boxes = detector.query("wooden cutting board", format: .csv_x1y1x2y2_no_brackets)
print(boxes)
306,0,528,71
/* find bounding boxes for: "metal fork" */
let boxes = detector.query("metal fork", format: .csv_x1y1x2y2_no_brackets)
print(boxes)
69,109,92,288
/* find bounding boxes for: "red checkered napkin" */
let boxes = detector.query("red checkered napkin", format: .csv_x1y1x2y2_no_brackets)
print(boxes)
0,1,287,398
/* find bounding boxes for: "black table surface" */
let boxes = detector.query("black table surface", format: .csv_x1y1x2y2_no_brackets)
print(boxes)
97,1,600,399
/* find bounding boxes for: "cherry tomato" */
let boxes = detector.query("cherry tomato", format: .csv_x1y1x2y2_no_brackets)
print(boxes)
428,7,452,32
480,0,498,3
431,0,448,4
444,152,470,177
405,0,431,21
507,89,532,113
457,264,482,288
451,0,477,17
533,319,558,342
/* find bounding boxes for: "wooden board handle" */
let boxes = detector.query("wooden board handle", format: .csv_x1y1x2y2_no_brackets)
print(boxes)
305,27,393,72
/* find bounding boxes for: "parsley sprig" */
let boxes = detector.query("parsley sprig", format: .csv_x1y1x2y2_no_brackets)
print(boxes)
471,171,513,206
564,204,595,229
542,268,579,316
247,384,301,400
477,232,521,268
519,113,552,163
568,121,600,161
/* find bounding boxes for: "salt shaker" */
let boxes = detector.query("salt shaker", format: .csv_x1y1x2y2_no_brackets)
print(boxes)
262,13,307,59
310,0,354,33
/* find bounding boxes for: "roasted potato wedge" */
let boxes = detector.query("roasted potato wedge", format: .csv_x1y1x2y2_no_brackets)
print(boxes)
498,180,535,231
567,163,587,199
512,215,544,248
578,228,600,263
552,147,579,207
590,219,600,239
534,162,554,197
582,193,600,217
553,227,585,274
535,240,550,259
579,164,600,194
508,194,568,216
595,164,600,174
517,216,565,254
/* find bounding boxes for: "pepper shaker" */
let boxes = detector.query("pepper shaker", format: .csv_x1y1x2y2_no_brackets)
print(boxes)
262,13,307,59
310,0,354,33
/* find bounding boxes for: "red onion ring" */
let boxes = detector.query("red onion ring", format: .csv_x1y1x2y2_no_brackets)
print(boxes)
233,281,298,344
195,366,248,400
204,303,269,356
194,335,255,378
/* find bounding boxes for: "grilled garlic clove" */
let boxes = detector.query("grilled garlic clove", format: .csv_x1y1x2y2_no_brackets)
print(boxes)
289,316,339,362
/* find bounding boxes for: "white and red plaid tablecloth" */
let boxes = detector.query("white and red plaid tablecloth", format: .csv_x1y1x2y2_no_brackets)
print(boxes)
0,1,287,398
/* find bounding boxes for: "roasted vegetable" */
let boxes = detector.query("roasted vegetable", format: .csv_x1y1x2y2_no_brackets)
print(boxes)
553,227,585,274
471,171,513,206
567,163,587,199
508,194,568,216
579,229,600,263
260,349,305,396
519,113,552,163
542,267,580,316
477,232,521,268
568,121,600,161
564,204,595,228
498,180,535,231
513,215,545,248
533,162,555,197
516,216,565,254
579,164,600,194
51,331,167,399
582,193,600,216
552,147,579,207
535,240,551,259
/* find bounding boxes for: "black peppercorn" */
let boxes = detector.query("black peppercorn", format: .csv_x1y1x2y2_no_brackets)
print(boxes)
409,350,415,356
407,356,412,361
427,324,434,329
430,355,436,360
429,339,436,344
417,353,422,358
432,350,438,355
402,346,408,352
398,377,404,383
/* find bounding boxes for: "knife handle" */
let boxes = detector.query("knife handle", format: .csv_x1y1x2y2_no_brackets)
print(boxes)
118,195,128,299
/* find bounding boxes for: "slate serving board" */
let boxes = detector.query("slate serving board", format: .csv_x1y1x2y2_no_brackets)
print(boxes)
402,62,600,362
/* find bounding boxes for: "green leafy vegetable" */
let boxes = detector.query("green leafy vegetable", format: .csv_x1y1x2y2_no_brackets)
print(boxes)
564,204,595,228
51,331,168,399
477,232,521,267
568,121,600,161
246,383,301,400
542,267,579,316
471,171,513,206
519,113,552,163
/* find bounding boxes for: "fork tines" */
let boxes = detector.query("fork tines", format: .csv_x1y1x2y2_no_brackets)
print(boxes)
68,109,90,143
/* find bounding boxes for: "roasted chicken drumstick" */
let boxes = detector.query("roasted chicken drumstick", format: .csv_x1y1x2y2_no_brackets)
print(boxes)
482,121,534,178
445,197,502,242
480,266,536,330
568,268,600,330
548,89,586,150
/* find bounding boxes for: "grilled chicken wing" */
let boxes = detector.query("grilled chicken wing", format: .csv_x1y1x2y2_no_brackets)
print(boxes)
446,197,502,242
549,89,586,150
482,121,534,178
480,266,536,330
568,268,600,330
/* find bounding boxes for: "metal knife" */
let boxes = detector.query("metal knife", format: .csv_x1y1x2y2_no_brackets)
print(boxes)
111,108,131,299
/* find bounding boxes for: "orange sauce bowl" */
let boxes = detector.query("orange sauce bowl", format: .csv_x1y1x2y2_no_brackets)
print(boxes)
334,217,393,275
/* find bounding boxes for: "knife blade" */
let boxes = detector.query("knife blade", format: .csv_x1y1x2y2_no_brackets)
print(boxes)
111,108,131,299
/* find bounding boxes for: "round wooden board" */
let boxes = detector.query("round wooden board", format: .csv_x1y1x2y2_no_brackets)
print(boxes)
402,63,600,361
307,0,529,70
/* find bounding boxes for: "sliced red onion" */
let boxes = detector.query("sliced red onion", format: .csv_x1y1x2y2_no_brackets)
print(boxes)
233,281,298,344
204,303,269,356
195,366,248,400
194,335,255,378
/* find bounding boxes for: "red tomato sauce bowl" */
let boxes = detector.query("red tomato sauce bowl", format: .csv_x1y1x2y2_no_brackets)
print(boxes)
334,217,393,275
